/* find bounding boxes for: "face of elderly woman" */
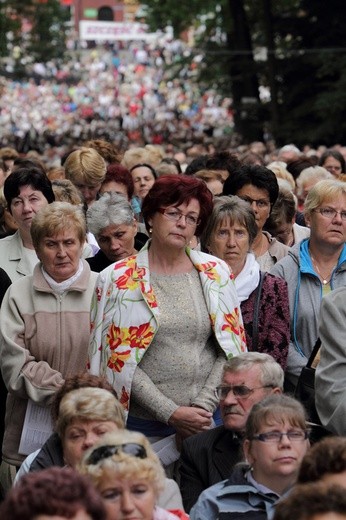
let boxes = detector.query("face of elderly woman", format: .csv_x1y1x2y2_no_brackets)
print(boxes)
236,184,271,233
149,199,200,250
97,222,137,263
10,185,49,233
305,194,346,247
63,418,120,468
97,473,156,520
208,218,250,275
36,228,83,283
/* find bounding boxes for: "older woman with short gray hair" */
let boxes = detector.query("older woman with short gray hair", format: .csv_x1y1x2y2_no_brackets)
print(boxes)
201,195,290,368
86,192,148,272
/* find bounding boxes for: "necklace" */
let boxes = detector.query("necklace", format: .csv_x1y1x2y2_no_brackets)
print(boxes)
310,254,336,285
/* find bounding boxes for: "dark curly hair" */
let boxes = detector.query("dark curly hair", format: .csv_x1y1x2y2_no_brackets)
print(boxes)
298,436,346,484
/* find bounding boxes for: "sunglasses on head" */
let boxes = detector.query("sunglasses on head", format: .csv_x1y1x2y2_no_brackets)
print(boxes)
86,443,147,465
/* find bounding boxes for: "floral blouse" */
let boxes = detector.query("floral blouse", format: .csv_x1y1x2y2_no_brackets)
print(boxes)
88,242,247,413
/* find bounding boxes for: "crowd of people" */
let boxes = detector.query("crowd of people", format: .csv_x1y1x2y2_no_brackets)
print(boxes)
0,40,234,162
1,43,346,517
0,137,345,519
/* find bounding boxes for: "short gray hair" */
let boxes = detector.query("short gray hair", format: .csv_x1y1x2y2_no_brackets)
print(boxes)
86,192,135,237
200,195,258,251
222,352,284,389
296,166,333,197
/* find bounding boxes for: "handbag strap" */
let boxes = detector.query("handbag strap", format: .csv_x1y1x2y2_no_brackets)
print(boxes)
252,271,265,350
306,337,322,368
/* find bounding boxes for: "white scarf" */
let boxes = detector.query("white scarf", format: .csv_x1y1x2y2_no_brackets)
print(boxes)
41,260,84,294
234,253,260,303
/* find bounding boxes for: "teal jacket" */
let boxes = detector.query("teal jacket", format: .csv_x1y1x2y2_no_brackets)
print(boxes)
271,239,346,383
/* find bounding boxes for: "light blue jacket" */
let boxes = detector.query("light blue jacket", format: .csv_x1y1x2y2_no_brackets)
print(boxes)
271,239,346,382
190,465,279,520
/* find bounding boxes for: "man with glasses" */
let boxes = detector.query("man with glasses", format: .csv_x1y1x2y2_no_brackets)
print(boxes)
179,352,283,512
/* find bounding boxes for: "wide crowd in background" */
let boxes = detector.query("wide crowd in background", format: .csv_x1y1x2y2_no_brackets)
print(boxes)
1,35,346,520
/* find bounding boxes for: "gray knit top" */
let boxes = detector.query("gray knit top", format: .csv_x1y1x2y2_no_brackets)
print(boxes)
129,268,226,424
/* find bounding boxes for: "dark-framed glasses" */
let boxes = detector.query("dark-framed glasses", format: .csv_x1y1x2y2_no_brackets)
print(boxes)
238,196,270,209
86,443,147,465
214,384,274,400
158,208,200,227
314,207,346,221
249,430,310,443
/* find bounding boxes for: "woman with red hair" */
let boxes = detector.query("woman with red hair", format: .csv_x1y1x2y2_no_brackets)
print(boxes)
89,175,246,454
0,466,106,520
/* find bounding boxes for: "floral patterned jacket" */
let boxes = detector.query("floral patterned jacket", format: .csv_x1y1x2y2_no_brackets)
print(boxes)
88,243,247,413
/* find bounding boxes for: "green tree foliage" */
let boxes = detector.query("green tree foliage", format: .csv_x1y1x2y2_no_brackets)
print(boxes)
0,0,70,63
28,0,70,62
0,0,30,57
274,0,346,144
143,0,346,145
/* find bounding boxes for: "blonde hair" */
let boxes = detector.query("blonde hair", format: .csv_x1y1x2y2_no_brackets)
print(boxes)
267,161,295,190
155,163,179,177
144,145,165,166
122,148,151,170
79,430,165,497
30,201,86,250
65,147,106,186
52,179,83,205
122,145,164,170
296,166,333,197
56,387,125,438
304,179,346,216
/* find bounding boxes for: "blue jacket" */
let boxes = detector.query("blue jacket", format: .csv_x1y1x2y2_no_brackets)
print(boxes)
190,465,279,520
271,239,346,382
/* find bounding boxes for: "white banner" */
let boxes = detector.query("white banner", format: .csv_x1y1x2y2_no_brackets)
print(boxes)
79,21,157,41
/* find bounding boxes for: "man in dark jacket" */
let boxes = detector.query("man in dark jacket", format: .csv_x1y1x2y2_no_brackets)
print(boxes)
179,352,284,512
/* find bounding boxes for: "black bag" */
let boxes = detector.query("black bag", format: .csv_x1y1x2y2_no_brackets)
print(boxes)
294,338,321,425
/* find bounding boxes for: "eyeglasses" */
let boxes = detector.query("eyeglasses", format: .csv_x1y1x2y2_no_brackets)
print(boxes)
314,207,346,221
214,384,274,400
86,443,147,465
325,165,342,172
158,208,200,227
249,430,310,443
238,196,270,209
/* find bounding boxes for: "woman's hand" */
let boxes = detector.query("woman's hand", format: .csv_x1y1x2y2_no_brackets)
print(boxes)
168,406,213,438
